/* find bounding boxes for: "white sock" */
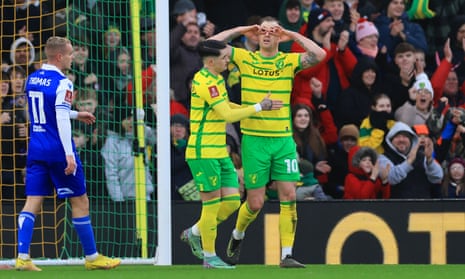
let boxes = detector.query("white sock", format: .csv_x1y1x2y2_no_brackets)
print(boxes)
281,247,292,259
203,251,216,258
192,224,200,236
18,253,30,260
85,252,99,261
232,229,245,240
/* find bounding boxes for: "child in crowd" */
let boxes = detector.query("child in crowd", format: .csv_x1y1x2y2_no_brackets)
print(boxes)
441,157,465,198
344,146,390,199
73,87,114,198
353,18,379,59
296,158,331,200
327,124,360,199
101,106,155,202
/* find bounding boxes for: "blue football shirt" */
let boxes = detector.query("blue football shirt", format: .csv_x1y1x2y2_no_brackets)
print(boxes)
25,64,76,162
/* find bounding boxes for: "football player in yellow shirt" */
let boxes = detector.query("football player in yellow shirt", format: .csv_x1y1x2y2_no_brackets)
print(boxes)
208,17,326,267
180,39,282,269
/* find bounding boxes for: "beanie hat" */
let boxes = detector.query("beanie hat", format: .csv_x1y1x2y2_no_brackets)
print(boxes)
111,106,133,135
307,8,332,34
356,19,379,42
140,17,155,32
352,146,378,167
171,113,189,129
299,159,314,175
413,73,434,98
449,157,465,171
339,124,360,141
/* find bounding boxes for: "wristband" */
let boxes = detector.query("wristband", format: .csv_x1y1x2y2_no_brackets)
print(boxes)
254,103,262,112
69,110,78,119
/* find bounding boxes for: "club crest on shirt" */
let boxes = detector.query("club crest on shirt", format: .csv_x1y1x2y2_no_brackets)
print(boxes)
208,86,219,98
65,90,73,103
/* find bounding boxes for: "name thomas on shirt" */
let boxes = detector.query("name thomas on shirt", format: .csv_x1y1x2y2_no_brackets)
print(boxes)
29,77,52,86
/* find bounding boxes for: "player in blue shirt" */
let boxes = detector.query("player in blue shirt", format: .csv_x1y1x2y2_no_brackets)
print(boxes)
15,36,120,271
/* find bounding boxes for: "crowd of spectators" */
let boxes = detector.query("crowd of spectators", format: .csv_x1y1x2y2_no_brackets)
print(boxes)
2,0,465,201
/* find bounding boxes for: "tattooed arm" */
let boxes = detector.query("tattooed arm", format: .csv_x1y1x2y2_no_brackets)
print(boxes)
278,28,326,69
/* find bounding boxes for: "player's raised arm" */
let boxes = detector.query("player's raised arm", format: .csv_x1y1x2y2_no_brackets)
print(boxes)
207,25,260,56
277,26,326,69
209,24,259,43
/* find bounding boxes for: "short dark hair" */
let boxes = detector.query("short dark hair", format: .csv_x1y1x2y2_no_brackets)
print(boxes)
197,40,227,57
7,65,26,78
394,42,415,57
286,0,301,10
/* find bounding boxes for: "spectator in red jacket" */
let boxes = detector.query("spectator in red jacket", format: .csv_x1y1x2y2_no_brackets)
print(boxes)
344,145,390,199
430,39,465,108
291,8,357,114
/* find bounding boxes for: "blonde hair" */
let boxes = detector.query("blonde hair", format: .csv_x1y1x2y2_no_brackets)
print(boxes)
45,36,71,59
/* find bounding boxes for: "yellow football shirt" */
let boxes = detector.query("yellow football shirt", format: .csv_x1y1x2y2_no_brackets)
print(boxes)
186,68,229,159
231,47,301,137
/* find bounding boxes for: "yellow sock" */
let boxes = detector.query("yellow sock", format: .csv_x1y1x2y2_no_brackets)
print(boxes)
216,193,241,225
279,201,297,249
235,201,260,233
199,197,221,254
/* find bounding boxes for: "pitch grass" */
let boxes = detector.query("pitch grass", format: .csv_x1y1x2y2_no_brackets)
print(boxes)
2,264,464,279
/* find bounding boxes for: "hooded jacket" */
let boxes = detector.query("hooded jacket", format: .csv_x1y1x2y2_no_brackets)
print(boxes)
101,127,156,202
378,122,443,198
9,37,35,67
278,0,304,52
335,58,382,127
449,15,465,83
344,146,390,199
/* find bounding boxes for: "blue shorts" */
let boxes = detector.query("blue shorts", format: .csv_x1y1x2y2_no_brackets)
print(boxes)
25,157,87,199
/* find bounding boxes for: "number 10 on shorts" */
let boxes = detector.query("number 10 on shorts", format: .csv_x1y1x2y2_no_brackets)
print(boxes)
284,159,298,174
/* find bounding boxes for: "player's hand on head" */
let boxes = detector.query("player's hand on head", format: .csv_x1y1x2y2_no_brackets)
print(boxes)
277,27,293,43
243,24,260,37
64,155,77,175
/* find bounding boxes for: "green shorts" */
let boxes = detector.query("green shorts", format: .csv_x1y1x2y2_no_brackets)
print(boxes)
242,135,300,189
187,158,239,192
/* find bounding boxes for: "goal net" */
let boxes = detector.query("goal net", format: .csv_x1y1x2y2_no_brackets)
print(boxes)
1,0,162,265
